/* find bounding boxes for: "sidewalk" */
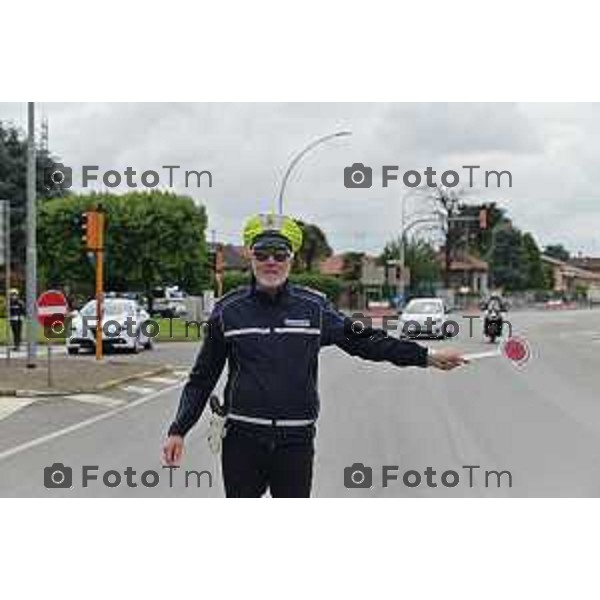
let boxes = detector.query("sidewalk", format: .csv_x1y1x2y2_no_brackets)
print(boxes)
1,346,67,361
0,355,172,396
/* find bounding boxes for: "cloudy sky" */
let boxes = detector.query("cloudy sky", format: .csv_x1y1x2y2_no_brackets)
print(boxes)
1,102,599,255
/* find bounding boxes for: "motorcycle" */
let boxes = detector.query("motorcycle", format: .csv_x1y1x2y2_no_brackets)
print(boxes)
483,308,504,343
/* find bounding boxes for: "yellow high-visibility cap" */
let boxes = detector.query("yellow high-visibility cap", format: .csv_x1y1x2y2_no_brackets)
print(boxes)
243,213,303,253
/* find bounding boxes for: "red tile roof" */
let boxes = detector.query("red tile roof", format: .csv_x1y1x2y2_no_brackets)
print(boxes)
319,254,346,276
438,252,488,272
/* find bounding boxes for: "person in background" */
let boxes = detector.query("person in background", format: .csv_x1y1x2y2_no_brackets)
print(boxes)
8,288,25,351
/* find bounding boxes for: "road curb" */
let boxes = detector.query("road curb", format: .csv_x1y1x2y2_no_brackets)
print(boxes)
0,364,176,398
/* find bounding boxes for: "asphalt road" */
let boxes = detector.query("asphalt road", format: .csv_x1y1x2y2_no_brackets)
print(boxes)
1,308,600,497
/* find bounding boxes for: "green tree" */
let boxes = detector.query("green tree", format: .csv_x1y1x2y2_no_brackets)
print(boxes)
543,243,570,262
486,226,548,292
38,190,209,299
542,262,554,290
289,273,343,302
381,238,441,293
489,226,528,291
222,270,343,303
293,221,332,272
341,251,364,281
450,202,546,292
521,232,545,289
0,120,64,282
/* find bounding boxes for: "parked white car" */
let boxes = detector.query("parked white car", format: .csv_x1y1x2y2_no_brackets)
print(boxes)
399,297,448,339
152,286,188,318
67,298,154,355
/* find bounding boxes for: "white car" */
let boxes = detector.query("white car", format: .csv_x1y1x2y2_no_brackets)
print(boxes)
399,298,448,339
152,286,188,318
67,298,154,355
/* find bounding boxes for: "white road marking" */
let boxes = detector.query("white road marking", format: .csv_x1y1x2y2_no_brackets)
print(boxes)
0,397,38,421
68,393,125,408
173,370,189,378
122,385,155,395
0,381,185,463
144,376,180,385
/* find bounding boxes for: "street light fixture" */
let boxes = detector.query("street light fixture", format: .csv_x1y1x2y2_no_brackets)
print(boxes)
277,130,352,215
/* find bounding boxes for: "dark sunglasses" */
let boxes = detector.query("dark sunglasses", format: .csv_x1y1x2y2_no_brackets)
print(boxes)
252,246,292,262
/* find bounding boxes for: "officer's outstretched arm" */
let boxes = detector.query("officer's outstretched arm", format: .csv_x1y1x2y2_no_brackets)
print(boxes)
167,309,228,438
320,302,428,367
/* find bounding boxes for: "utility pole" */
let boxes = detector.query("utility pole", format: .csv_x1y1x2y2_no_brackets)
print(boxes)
1,200,10,359
399,193,407,303
79,208,105,359
26,102,37,368
95,210,105,361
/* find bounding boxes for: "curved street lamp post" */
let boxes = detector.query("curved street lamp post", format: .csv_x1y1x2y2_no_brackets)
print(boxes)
277,131,352,215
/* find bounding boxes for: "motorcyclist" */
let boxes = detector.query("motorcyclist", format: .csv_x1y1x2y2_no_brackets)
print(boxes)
483,294,506,340
162,213,468,497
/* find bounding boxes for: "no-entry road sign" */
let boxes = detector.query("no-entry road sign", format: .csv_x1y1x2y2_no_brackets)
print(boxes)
37,290,69,332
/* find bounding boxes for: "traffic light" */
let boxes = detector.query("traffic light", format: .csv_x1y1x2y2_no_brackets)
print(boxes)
479,208,488,230
80,210,105,250
80,212,91,247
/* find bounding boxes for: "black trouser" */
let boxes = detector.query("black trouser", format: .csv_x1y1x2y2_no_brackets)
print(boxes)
9,320,22,349
221,420,315,498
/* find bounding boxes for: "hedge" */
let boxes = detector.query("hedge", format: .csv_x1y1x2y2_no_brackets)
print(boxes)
221,271,343,303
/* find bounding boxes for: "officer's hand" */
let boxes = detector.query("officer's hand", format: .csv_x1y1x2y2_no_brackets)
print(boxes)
427,348,469,371
162,435,184,466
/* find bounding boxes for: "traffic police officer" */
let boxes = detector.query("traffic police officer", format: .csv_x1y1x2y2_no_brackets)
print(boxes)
162,214,467,497
8,288,25,351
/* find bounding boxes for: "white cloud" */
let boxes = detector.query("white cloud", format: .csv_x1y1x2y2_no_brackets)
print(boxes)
1,102,598,255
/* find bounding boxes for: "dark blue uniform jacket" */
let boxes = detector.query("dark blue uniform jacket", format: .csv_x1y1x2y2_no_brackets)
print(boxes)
168,281,428,437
